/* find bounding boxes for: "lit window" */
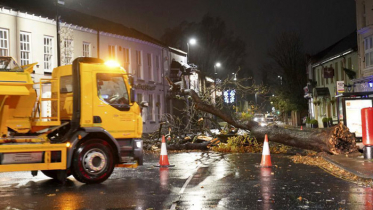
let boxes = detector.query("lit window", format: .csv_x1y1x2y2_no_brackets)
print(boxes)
44,36,53,73
63,39,73,65
155,55,160,83
0,29,9,56
157,94,161,121
136,50,142,79
364,35,373,68
20,32,31,66
137,93,145,122
123,47,130,72
147,53,153,81
147,94,154,121
108,45,116,59
83,42,90,57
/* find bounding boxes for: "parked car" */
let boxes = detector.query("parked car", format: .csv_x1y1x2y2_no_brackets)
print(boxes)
253,113,265,122
266,115,274,123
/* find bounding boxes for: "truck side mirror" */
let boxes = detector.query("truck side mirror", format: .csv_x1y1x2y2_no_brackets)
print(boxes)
128,75,134,86
130,88,136,103
140,101,148,108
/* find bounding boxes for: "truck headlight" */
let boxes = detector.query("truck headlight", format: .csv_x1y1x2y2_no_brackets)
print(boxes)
136,141,142,148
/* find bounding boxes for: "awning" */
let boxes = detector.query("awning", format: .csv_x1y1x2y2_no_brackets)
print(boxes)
314,87,330,97
0,85,30,96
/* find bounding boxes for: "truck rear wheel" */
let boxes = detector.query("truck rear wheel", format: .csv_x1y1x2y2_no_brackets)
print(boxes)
71,139,115,184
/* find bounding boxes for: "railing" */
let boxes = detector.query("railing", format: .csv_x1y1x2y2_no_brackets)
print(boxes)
31,78,60,127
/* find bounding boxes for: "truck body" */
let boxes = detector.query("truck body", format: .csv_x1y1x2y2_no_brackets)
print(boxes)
0,57,144,184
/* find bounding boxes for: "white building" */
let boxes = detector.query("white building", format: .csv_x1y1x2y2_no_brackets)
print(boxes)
306,32,358,127
0,5,177,133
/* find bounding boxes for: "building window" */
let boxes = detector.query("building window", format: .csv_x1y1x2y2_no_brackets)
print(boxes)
319,68,323,86
365,36,373,68
330,64,333,83
147,94,154,121
335,62,339,81
136,50,142,79
137,93,144,122
157,94,161,121
44,36,53,72
20,32,31,66
340,61,345,81
63,39,73,65
155,55,160,83
0,29,9,56
123,48,130,72
147,53,153,81
108,45,116,59
83,42,91,57
347,57,352,82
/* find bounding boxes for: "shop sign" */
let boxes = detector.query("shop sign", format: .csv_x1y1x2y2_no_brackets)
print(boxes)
337,81,344,93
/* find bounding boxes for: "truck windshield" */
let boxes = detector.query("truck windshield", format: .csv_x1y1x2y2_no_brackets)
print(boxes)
0,57,23,72
97,73,129,106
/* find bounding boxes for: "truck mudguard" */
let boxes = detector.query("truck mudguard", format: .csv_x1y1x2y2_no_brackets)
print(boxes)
66,127,122,168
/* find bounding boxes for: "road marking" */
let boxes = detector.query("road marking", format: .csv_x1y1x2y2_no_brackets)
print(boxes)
170,164,201,210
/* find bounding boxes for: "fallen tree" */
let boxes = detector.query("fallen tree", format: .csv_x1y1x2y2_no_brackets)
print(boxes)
166,79,357,154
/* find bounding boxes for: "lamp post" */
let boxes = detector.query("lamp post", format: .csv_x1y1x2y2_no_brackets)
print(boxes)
187,38,196,64
232,72,237,111
214,62,221,103
278,75,283,85
56,0,63,66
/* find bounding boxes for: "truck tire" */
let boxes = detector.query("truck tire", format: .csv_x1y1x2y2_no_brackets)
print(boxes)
71,139,115,184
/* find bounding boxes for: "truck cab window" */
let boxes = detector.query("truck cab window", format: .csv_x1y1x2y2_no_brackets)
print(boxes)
97,73,129,110
60,75,73,93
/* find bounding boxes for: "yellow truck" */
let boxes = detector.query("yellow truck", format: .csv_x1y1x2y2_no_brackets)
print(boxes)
0,57,144,184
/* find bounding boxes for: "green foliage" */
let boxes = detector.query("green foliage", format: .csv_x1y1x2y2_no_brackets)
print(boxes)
238,112,252,121
310,119,318,125
322,117,328,123
212,134,259,153
212,134,291,154
306,116,311,124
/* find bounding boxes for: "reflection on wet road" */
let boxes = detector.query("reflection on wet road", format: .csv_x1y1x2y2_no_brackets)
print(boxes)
0,152,372,209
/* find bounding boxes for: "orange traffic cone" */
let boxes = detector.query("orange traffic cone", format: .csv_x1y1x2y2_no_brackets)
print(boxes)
155,136,175,167
260,134,272,168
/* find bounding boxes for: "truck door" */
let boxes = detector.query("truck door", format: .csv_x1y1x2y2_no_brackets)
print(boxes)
93,73,136,138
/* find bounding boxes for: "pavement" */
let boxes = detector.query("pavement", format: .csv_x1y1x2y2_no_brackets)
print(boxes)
323,143,373,179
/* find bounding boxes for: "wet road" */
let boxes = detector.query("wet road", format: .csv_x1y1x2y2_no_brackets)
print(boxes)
1,152,372,210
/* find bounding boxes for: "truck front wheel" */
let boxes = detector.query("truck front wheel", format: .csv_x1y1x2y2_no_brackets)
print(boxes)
71,139,115,184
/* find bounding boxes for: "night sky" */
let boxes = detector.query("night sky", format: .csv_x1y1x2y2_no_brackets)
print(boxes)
3,0,357,71
62,0,356,71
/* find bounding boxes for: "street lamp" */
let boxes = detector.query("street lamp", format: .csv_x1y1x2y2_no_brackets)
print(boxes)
278,75,283,85
232,72,237,81
187,38,196,64
214,62,221,102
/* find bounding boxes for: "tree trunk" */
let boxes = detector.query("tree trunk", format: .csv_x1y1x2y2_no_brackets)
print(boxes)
178,88,357,155
167,142,210,150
